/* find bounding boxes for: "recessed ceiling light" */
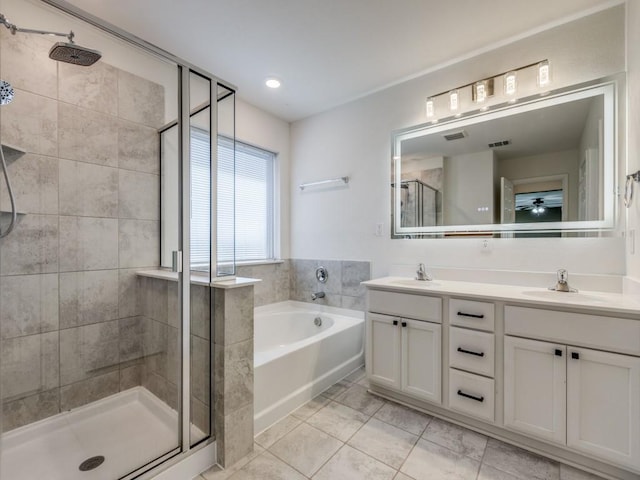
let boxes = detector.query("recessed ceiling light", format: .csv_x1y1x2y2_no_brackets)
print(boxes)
265,78,281,89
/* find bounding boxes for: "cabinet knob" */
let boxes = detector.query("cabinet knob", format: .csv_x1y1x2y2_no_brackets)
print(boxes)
392,320,398,326
555,349,563,357
401,321,407,327
571,351,580,360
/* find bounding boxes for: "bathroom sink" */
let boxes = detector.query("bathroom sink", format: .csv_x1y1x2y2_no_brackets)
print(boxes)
520,290,606,304
389,279,441,288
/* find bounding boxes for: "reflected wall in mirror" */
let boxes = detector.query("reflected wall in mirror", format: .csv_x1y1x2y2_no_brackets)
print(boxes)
392,80,616,237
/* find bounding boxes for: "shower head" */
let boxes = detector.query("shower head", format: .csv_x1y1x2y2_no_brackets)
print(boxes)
0,80,14,105
49,42,102,66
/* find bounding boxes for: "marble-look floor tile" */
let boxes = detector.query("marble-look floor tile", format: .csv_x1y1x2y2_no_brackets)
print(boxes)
255,415,302,449
400,438,480,480
200,443,264,480
559,464,607,480
335,384,385,416
482,439,560,480
478,464,521,480
312,445,396,480
343,366,366,384
348,417,417,469
322,380,351,399
269,423,342,477
422,417,487,461
374,401,432,436
307,401,369,441
394,473,415,480
228,452,306,480
292,394,331,420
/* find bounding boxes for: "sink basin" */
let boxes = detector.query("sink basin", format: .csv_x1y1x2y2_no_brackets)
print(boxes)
520,290,606,304
389,279,441,288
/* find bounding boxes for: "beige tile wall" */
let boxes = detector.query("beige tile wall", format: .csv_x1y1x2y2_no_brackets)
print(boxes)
0,28,165,431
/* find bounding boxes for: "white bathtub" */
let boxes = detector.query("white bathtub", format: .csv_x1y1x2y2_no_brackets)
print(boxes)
254,301,364,433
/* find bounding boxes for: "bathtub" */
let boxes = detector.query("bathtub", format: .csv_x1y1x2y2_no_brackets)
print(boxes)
254,301,364,433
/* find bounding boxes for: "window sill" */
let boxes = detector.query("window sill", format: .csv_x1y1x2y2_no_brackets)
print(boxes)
235,259,286,267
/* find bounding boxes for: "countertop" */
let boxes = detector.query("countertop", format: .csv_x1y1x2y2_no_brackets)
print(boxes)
362,276,640,317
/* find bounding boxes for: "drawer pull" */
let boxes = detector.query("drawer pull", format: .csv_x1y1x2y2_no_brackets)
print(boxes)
457,389,484,403
393,320,398,326
457,311,485,319
457,347,485,357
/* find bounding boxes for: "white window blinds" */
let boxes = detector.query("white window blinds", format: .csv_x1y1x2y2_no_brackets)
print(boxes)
190,130,276,267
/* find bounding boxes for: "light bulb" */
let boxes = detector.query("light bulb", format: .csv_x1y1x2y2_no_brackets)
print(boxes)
426,97,435,118
538,206,545,213
475,81,487,103
265,78,281,89
504,71,517,96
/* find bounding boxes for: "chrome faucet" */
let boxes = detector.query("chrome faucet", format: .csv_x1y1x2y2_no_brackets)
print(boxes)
550,268,577,292
311,291,325,301
415,263,432,281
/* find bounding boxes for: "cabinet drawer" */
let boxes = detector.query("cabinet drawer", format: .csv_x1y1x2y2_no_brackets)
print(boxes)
449,369,495,422
450,299,495,331
505,306,640,355
368,290,441,322
449,327,495,377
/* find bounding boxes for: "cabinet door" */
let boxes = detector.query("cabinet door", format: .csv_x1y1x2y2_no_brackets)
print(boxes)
567,347,640,469
401,319,441,404
504,336,566,443
366,313,401,389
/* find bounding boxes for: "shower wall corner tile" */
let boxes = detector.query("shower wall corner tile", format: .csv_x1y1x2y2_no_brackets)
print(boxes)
0,153,58,215
118,169,159,220
118,70,165,128
119,364,144,391
118,119,160,174
119,316,145,364
58,61,118,116
59,216,118,272
119,268,142,318
59,370,120,411
58,159,119,218
215,402,254,468
0,273,59,339
213,285,254,345
0,214,59,275
0,88,58,157
119,218,160,268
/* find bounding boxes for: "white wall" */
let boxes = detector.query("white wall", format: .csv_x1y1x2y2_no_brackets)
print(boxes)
290,6,626,278
626,1,640,282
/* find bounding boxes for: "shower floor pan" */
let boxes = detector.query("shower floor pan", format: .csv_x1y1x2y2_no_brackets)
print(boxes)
1,386,203,480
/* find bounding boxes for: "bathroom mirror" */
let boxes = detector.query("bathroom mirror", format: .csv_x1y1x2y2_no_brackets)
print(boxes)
391,80,617,237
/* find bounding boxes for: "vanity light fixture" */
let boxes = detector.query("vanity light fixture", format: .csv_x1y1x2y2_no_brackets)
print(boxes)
532,198,545,214
423,60,550,120
449,89,459,112
504,71,517,96
426,97,435,118
537,60,551,88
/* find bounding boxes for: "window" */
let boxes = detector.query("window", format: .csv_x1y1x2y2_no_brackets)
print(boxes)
190,129,276,268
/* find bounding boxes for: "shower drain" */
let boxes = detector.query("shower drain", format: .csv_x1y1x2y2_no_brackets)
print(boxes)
79,456,105,472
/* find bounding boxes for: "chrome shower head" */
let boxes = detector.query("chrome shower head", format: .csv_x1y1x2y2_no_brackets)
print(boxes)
49,42,101,66
0,80,14,105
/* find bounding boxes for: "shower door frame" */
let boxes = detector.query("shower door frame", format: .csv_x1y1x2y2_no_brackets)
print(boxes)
37,1,237,477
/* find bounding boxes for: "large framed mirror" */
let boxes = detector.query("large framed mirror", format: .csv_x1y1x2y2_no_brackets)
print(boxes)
391,79,617,237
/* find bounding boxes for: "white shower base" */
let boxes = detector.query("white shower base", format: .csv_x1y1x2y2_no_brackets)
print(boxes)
1,386,202,480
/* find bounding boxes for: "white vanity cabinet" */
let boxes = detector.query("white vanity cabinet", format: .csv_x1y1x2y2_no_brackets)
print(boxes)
505,306,640,470
366,291,442,404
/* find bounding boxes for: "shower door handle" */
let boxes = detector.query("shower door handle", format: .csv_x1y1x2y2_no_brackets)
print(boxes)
172,251,183,273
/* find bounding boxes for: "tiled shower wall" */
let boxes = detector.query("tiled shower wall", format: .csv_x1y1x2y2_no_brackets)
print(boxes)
237,259,371,310
0,30,163,431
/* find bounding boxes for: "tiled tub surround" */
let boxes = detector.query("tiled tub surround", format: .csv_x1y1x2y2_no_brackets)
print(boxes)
0,28,164,431
236,259,371,310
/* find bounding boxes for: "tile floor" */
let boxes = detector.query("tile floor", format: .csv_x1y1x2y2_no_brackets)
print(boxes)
199,367,607,480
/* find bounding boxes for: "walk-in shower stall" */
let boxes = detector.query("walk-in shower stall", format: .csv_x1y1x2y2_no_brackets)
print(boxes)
0,0,235,478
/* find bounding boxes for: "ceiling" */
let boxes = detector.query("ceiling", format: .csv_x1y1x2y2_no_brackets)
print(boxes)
62,0,617,122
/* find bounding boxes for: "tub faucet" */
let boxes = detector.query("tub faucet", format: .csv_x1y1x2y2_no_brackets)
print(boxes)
311,291,325,301
415,263,432,281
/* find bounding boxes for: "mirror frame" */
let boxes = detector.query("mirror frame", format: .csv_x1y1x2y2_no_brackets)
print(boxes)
391,79,617,237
